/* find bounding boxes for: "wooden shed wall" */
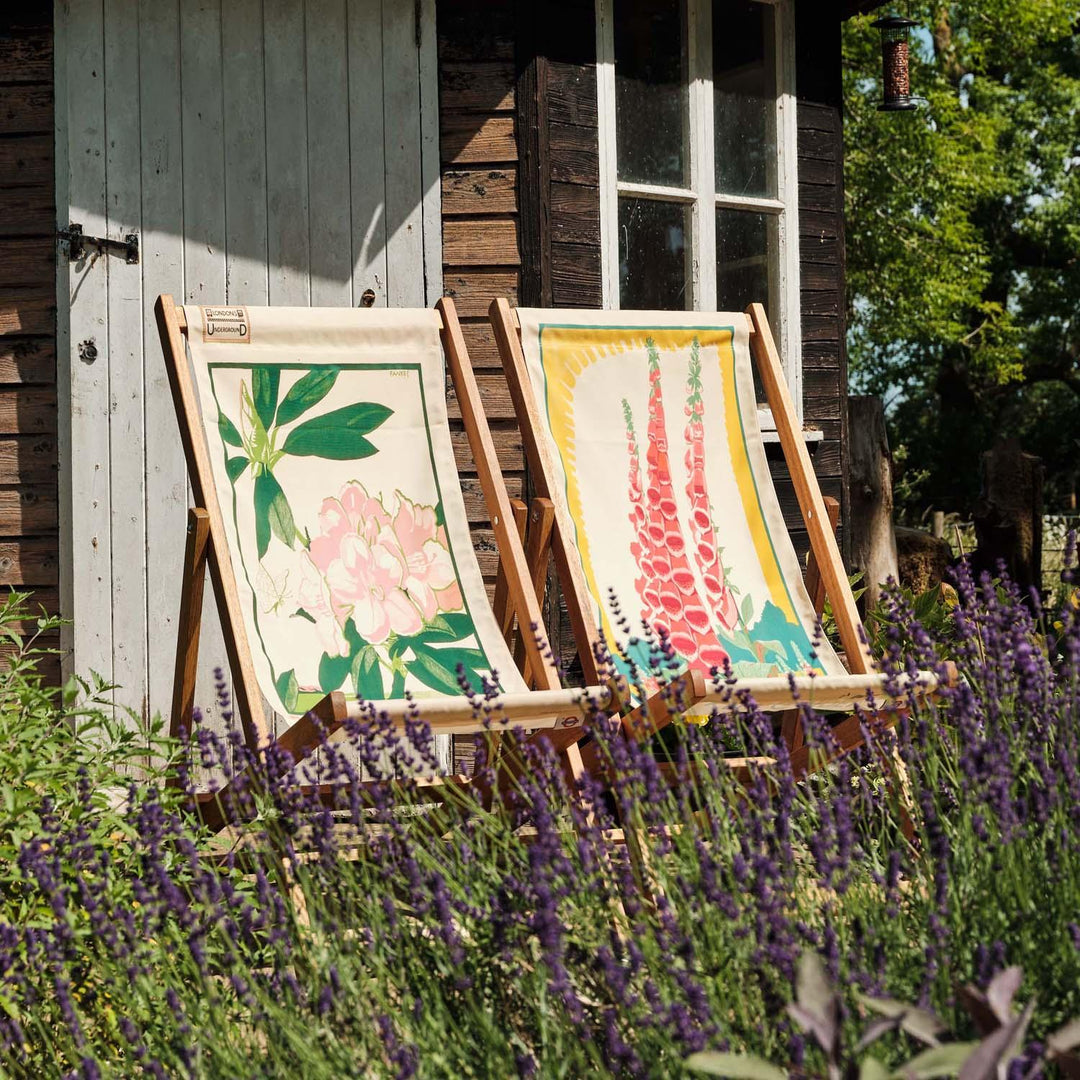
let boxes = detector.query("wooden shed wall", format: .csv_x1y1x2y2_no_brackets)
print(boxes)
437,0,852,680
0,4,59,683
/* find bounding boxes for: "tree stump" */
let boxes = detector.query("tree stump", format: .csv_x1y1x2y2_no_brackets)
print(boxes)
894,526,951,594
972,438,1044,595
848,396,899,609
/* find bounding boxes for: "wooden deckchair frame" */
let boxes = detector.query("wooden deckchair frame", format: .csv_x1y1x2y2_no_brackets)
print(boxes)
489,299,896,765
155,295,587,817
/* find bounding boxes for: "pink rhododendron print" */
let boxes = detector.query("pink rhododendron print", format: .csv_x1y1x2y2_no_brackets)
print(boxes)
301,481,464,648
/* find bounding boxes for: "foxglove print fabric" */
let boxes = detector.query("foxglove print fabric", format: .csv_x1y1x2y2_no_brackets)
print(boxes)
184,305,525,717
515,309,846,690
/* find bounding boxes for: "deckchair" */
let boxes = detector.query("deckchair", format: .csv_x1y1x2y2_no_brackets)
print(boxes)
155,296,595,826
489,300,939,777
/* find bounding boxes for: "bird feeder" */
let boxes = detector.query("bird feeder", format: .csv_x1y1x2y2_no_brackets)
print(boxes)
872,15,919,112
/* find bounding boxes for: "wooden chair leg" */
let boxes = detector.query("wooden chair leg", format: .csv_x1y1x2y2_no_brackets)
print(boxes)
516,497,555,684
492,497,528,644
781,495,842,754
170,507,211,744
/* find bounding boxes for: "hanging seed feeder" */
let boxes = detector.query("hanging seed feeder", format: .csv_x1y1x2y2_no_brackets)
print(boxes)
872,14,919,111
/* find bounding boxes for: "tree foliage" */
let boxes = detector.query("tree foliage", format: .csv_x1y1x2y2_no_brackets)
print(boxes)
843,2,1080,512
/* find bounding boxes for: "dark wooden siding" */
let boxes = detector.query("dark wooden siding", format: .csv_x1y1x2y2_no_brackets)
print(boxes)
793,0,849,562
0,5,59,683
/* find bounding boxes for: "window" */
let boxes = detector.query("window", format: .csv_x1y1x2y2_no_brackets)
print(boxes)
596,0,801,415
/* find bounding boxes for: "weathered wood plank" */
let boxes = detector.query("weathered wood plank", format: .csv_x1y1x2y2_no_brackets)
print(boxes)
799,210,841,241
0,388,56,433
348,0,388,308
797,127,842,162
0,486,57,535
0,185,54,236
802,315,841,342
457,318,503,370
801,288,841,316
0,585,59,620
440,115,516,164
383,0,426,307
0,337,53,382
0,85,51,135
440,62,514,112
799,261,841,291
797,155,840,187
0,238,53,287
105,0,149,714
437,7,513,63
442,218,519,265
549,122,599,185
0,135,53,187
0,29,52,83
441,268,519,317
798,236,840,264
265,0,310,303
0,288,54,335
222,0,270,304
458,473,524,521
446,372,516,421
551,242,603,307
441,167,516,215
796,100,840,134
546,62,597,126
450,424,522,472
0,538,58,585
550,182,599,245
799,181,841,214
140,0,189,724
306,0,352,306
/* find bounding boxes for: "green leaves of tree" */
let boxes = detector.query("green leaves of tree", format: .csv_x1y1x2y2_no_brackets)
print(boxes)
282,402,392,460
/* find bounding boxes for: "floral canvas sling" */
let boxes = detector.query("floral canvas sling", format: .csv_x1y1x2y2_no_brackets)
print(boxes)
184,305,526,718
514,309,847,693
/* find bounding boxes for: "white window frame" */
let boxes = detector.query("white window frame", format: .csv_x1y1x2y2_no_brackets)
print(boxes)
596,0,803,423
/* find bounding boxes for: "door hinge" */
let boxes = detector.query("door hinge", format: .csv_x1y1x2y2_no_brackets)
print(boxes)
58,224,139,264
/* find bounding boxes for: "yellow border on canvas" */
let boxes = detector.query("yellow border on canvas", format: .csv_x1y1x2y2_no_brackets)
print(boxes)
537,324,797,653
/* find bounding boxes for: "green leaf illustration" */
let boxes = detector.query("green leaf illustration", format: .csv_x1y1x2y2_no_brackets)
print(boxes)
282,402,393,460
254,470,296,558
275,669,299,712
293,607,316,624
407,643,489,696
351,645,384,701
252,367,280,430
318,650,352,694
415,612,475,644
740,593,754,627
219,412,243,447
275,368,340,427
226,455,249,483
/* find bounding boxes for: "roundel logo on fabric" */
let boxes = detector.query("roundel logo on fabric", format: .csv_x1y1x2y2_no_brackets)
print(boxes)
201,306,251,343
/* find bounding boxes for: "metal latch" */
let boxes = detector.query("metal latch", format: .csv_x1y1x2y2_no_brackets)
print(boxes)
58,223,139,264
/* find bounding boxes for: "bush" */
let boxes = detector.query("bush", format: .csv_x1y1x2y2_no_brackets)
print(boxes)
0,552,1078,1077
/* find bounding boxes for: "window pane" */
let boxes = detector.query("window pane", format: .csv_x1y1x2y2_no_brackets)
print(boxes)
619,197,690,309
614,0,687,186
713,0,777,197
715,206,778,335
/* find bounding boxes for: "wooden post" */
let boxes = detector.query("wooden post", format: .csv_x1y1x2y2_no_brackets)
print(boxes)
847,396,898,610
972,438,1044,596
516,497,556,682
492,497,529,642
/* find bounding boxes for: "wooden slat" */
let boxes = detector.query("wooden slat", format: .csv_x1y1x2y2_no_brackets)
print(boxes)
0,30,53,82
550,182,599,245
439,62,514,112
0,85,52,135
800,210,841,241
0,289,53,336
0,238,54,287
0,585,59,621
550,242,602,307
446,372,515,421
450,424,522,471
306,0,352,306
441,167,517,215
0,436,56,483
0,537,58,585
0,135,53,186
548,122,599,185
436,9,514,63
440,115,516,164
797,155,840,187
459,474,524,520
442,218,519,265
0,185,54,236
797,127,842,162
457,318,504,369
0,337,53,383
0,387,55,433
441,268,519,317
0,485,57,534
546,61,597,126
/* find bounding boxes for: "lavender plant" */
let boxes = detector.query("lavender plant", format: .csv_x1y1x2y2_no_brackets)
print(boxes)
0,548,1078,1077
